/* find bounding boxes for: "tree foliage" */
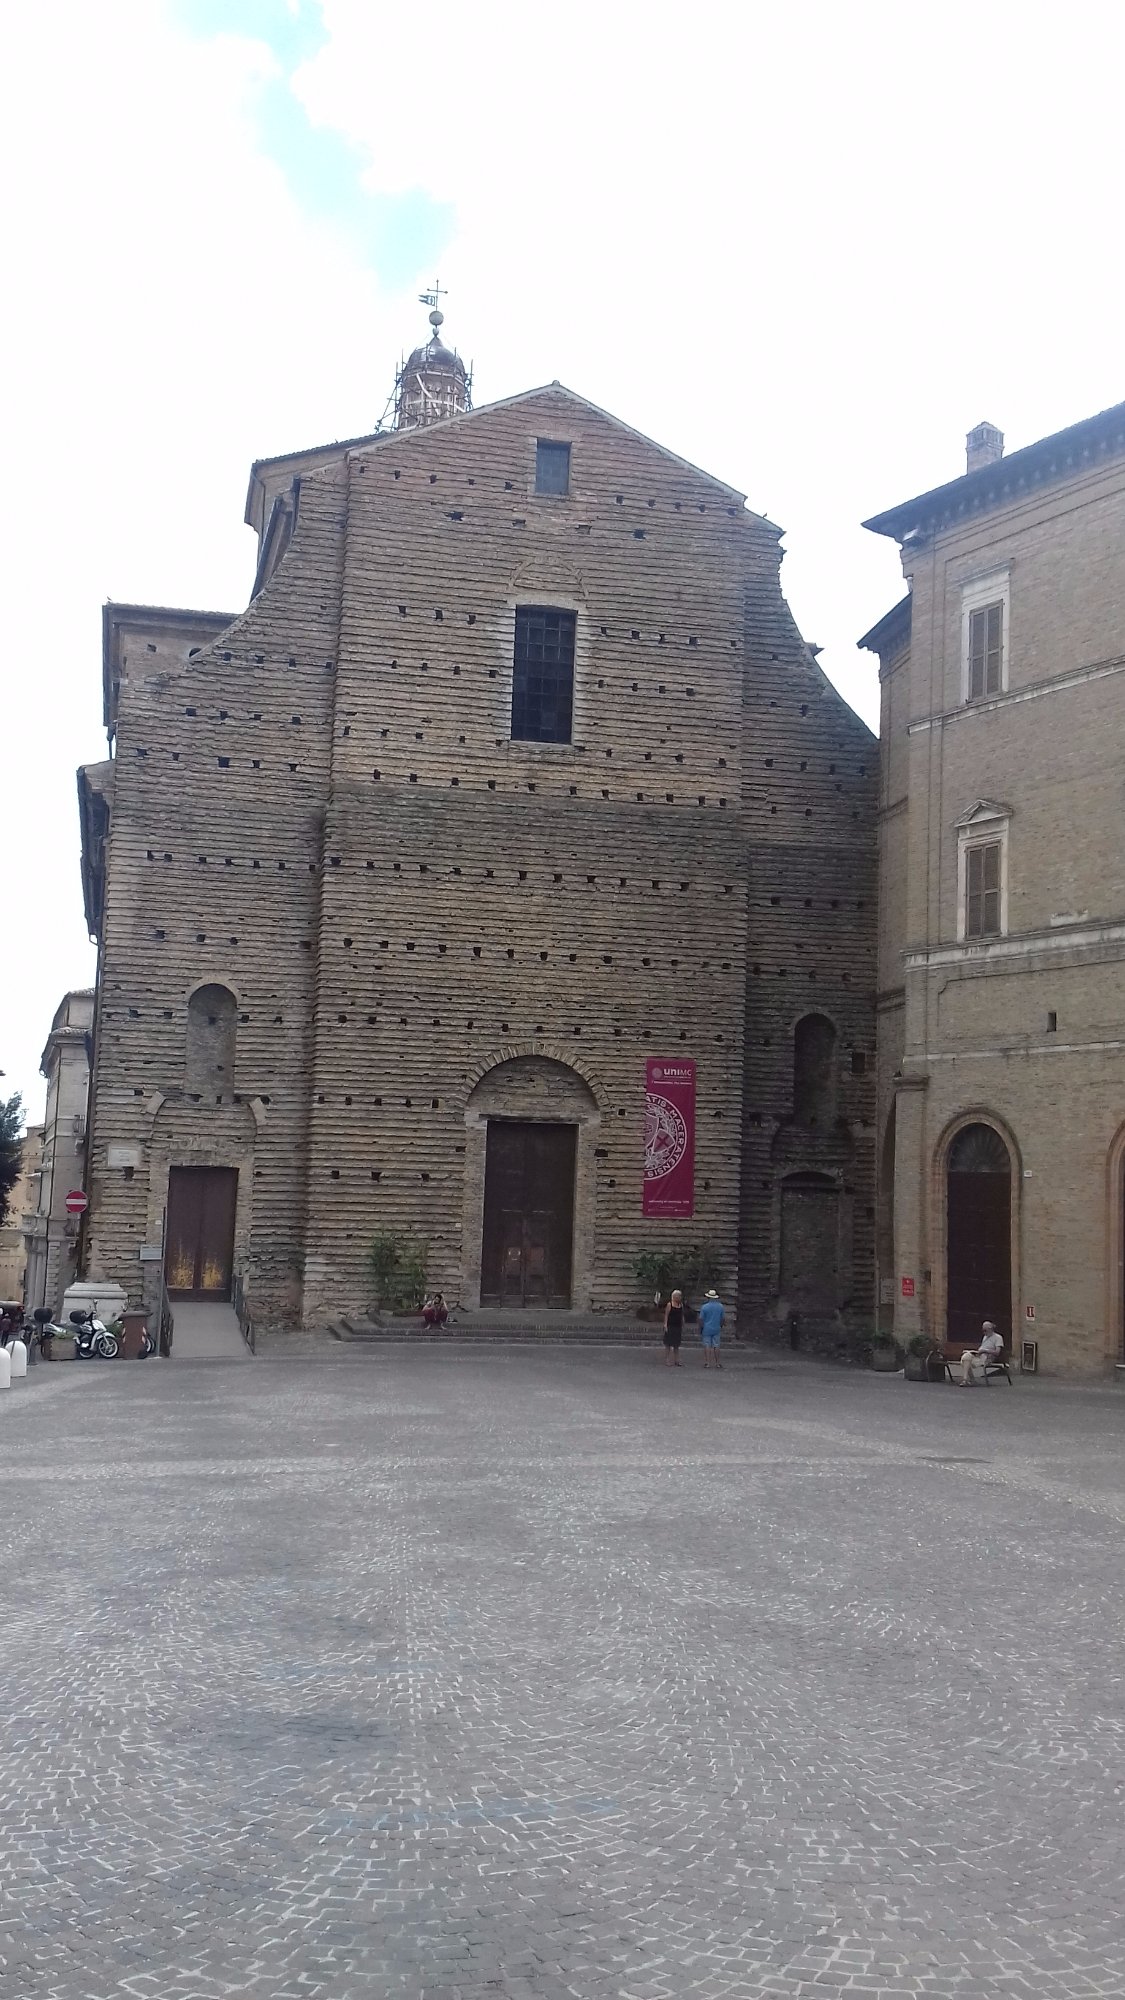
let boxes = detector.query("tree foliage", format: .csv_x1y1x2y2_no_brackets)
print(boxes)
0,1094,24,1231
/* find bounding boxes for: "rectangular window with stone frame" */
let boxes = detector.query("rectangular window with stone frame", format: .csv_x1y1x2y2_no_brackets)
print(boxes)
511,606,576,744
968,601,1004,699
535,440,571,496
964,840,1002,938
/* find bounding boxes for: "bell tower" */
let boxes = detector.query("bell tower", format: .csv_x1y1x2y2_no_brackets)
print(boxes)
395,285,472,430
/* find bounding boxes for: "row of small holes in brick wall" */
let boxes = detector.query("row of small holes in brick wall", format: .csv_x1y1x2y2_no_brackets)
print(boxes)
353,1168,716,1191
359,735,736,772
332,944,738,968
143,856,723,891
366,467,736,518
767,897,868,911
136,750,305,773
341,1168,716,1191
145,853,318,871
110,1011,726,1044
762,758,869,777
139,760,741,799
372,774,736,802
391,610,736,650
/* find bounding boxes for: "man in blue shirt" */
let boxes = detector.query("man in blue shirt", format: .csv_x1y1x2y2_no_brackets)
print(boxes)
697,1289,725,1369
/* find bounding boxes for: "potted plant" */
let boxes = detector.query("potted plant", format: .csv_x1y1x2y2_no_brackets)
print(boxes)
633,1249,677,1320
366,1233,428,1317
634,1243,724,1321
903,1332,943,1382
870,1331,900,1373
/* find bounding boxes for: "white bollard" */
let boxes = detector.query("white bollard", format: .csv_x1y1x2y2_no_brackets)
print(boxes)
0,1348,10,1390
8,1339,27,1379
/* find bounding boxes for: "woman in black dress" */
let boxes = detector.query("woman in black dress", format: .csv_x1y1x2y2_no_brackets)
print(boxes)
663,1289,685,1367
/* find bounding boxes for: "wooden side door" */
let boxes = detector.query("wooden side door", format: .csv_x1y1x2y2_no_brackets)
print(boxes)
165,1166,238,1299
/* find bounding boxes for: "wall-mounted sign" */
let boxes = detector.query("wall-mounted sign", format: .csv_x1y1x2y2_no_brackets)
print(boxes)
64,1189,88,1217
643,1058,696,1218
108,1143,143,1169
901,1275,916,1299
138,1247,163,1264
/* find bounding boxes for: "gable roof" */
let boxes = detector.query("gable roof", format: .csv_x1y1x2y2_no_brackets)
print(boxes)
245,382,752,528
858,592,912,655
863,398,1125,543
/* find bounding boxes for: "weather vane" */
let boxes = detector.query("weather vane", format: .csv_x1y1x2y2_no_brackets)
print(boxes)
418,280,447,315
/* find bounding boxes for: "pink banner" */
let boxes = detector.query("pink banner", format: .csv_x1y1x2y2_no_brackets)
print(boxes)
643,1058,696,1218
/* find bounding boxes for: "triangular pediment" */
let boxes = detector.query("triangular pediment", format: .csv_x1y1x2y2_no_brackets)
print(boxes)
248,383,753,515
956,798,1012,828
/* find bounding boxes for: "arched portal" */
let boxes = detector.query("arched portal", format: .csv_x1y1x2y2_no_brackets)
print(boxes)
464,1054,600,1309
946,1122,1012,1347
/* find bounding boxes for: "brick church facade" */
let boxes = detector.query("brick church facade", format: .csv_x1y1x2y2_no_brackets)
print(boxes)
78,324,877,1337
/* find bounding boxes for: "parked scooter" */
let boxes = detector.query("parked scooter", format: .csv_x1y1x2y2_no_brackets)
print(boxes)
68,1306,119,1360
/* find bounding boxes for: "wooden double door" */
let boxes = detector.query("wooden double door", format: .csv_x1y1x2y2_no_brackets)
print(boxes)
165,1166,238,1299
481,1122,576,1308
946,1124,1012,1346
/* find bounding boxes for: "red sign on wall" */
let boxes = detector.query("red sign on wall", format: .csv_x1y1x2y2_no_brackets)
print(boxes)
901,1275,916,1299
643,1059,696,1218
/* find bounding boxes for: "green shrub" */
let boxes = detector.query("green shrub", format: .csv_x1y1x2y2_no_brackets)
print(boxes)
633,1242,724,1301
366,1233,429,1312
905,1331,938,1358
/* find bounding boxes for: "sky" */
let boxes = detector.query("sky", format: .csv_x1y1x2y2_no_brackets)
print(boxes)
2,0,1123,1121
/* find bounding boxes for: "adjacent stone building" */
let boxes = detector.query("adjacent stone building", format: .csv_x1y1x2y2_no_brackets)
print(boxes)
21,991,93,1312
863,401,1125,1375
78,322,876,1339
0,1123,42,1302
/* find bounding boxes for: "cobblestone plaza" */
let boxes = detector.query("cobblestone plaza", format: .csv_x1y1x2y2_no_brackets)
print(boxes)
4,1345,1125,1999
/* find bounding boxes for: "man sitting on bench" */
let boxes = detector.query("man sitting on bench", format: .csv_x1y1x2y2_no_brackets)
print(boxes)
957,1320,1004,1386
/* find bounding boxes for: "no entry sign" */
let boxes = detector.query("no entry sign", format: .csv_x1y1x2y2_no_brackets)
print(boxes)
64,1189,88,1217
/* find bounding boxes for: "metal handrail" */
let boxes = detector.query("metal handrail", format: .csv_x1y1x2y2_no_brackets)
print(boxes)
232,1270,255,1355
158,1276,174,1358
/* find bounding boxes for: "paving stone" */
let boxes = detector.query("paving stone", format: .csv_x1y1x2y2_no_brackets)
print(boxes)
1,1350,1125,1996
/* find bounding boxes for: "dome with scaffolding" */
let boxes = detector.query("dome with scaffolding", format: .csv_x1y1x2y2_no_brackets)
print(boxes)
395,307,472,430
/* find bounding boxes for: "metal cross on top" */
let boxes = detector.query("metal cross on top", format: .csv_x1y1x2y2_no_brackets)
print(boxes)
418,280,447,311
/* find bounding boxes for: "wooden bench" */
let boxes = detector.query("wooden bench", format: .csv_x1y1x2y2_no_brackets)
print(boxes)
941,1342,1013,1386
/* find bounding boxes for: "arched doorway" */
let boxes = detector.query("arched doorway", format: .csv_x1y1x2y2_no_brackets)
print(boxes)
465,1053,601,1309
946,1122,1012,1347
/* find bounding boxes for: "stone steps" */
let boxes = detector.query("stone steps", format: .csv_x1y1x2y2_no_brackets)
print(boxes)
331,1314,667,1346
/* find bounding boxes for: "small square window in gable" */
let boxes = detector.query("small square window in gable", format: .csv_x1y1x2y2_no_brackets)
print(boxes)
535,439,571,497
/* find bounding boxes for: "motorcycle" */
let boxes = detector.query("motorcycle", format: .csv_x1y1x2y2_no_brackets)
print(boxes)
68,1306,119,1360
